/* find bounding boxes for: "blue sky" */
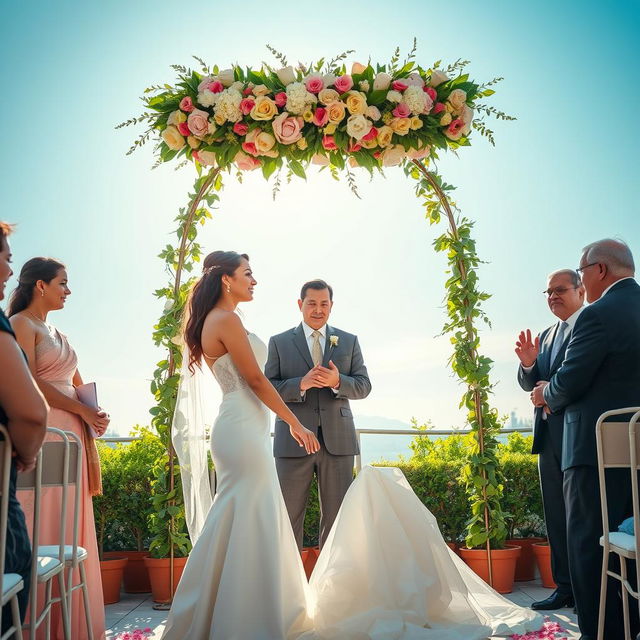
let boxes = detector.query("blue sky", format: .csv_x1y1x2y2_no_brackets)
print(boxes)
1,0,638,437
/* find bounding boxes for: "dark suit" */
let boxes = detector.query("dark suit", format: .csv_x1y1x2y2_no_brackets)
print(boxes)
266,324,371,547
518,320,573,596
544,278,640,639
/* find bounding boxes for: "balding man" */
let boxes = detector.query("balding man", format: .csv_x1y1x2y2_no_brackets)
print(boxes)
532,239,640,640
516,269,584,611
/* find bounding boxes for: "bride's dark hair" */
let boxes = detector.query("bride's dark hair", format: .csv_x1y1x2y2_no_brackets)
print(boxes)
184,250,248,372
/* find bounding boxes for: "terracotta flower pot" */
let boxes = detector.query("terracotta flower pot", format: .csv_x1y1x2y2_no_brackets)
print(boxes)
458,545,521,594
144,556,188,603
301,546,320,580
99,556,128,604
445,541,459,555
506,537,546,581
532,542,557,589
104,550,151,593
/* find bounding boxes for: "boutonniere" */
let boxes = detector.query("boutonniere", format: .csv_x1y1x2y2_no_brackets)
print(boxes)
329,335,339,348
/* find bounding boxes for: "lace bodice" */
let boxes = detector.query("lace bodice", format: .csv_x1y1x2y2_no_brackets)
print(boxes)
210,333,267,394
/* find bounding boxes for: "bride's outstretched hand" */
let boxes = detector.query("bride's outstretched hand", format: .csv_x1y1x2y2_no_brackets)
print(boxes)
289,421,320,454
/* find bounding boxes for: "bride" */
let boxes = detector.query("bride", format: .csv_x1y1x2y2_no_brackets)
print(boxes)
162,251,543,640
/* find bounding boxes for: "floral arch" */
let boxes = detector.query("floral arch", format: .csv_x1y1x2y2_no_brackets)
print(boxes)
121,43,515,595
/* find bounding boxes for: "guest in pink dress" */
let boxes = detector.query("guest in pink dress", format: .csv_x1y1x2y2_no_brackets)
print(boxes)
9,257,109,640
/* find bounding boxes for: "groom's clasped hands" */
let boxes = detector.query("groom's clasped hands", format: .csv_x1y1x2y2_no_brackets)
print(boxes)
300,360,340,392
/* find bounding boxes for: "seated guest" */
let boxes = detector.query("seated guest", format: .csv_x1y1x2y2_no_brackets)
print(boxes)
9,257,108,640
515,269,584,610
0,221,48,633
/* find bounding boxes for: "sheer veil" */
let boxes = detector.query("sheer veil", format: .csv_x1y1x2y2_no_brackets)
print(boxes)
171,344,221,543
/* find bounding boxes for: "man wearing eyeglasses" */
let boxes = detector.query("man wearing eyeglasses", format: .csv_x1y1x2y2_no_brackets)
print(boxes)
531,238,640,640
516,269,584,612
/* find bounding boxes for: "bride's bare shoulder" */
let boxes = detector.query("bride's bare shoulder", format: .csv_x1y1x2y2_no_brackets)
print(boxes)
203,309,244,335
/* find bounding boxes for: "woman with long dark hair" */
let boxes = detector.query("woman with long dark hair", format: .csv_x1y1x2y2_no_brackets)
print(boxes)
9,257,107,640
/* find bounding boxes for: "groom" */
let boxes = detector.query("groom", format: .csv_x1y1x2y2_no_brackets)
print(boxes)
266,279,371,548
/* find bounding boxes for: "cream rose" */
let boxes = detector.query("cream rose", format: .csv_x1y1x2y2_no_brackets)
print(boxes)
198,149,216,166
218,68,235,87
382,144,406,167
326,101,346,124
167,110,187,126
373,72,392,91
429,70,449,87
318,88,340,105
245,129,278,157
187,135,201,149
234,150,261,170
440,112,453,126
311,153,330,166
359,80,370,92
410,116,423,130
250,96,278,121
344,91,368,115
448,89,467,112
366,105,381,121
345,114,372,140
276,66,296,86
297,137,308,150
386,90,403,103
161,126,185,151
460,104,474,135
389,117,412,136
252,84,271,97
361,137,378,149
376,125,393,148
351,62,367,75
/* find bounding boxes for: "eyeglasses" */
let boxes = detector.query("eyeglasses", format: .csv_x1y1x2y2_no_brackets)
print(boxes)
576,262,599,274
543,286,578,297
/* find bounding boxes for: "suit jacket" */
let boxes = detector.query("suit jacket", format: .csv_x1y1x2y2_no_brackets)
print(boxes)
517,321,571,456
544,278,640,470
266,324,372,457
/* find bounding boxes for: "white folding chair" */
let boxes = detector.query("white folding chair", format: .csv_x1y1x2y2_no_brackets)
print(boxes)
39,430,94,640
0,424,24,640
596,407,640,640
17,427,71,640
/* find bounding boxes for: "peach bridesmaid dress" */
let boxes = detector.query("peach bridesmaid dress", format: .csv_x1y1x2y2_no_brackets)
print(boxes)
19,324,105,640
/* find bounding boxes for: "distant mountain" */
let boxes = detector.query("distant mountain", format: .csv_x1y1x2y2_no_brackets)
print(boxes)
354,415,411,429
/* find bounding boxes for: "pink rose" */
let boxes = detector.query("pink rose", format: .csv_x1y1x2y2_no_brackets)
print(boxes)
312,107,329,127
433,102,446,114
392,80,408,91
274,92,287,107
305,75,324,94
447,118,464,137
191,150,201,163
234,150,261,171
243,85,254,96
179,96,194,113
373,150,382,159
392,103,411,118
177,122,190,137
334,75,354,94
240,98,255,115
242,141,258,156
207,81,224,93
322,135,337,151
362,126,378,142
272,112,304,145
233,122,248,136
187,108,209,137
424,86,437,102
348,141,362,152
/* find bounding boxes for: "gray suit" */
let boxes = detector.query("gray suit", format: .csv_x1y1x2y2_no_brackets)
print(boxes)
266,324,371,547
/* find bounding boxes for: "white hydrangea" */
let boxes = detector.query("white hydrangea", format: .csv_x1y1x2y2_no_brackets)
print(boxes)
197,90,220,108
386,90,403,103
213,88,243,123
285,82,317,115
403,86,427,115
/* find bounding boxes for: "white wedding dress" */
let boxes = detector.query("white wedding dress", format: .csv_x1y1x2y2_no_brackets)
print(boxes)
162,333,542,640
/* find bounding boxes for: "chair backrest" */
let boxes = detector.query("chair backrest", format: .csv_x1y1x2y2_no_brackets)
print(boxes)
596,408,640,552
0,423,14,592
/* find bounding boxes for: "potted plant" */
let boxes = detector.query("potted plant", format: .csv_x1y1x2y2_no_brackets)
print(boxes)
94,443,128,604
104,426,165,593
532,542,556,589
500,434,546,582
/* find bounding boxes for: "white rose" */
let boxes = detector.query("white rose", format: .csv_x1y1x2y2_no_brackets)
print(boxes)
448,89,467,112
366,105,381,121
373,72,392,91
405,72,425,88
359,80,370,92
382,144,406,167
230,81,244,92
218,68,235,87
197,90,218,108
386,90,403,103
429,69,449,87
323,73,337,87
345,114,372,140
276,66,296,86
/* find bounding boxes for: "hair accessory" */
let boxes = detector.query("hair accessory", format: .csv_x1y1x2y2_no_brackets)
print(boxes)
202,264,222,276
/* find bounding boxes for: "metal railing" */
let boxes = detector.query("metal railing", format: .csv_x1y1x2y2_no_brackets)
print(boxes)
102,425,533,473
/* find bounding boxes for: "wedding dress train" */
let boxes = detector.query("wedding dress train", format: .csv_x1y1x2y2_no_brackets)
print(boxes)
162,333,542,639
